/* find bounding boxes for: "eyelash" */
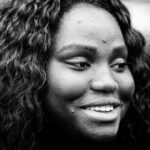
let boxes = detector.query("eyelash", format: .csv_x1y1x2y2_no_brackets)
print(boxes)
65,57,91,71
111,62,128,72
65,57,128,72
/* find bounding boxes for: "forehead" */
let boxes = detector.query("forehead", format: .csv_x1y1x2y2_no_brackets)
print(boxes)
56,2,124,43
63,3,113,22
54,2,126,56
59,3,120,32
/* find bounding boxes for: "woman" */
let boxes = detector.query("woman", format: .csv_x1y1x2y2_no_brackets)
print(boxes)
0,0,148,149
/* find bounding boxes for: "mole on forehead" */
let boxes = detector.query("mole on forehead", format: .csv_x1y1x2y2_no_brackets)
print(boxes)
75,20,110,44
76,19,97,24
77,21,82,24
102,39,107,43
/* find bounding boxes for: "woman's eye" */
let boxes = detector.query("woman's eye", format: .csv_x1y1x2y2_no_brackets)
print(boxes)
65,57,91,71
111,62,128,72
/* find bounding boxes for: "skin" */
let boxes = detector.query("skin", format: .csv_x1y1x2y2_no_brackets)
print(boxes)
46,3,135,142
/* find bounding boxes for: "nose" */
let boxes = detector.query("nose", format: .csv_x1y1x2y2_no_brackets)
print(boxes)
90,66,119,93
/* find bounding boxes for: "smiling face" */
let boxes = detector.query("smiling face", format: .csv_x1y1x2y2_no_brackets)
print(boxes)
46,3,135,142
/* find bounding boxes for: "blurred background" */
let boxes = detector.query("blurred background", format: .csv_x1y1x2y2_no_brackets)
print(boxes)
122,0,150,53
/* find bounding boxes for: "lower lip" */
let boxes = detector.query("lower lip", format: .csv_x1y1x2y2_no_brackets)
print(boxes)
79,106,121,122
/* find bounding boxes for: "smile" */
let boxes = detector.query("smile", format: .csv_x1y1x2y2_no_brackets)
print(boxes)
85,105,114,112
77,100,122,121
79,100,121,113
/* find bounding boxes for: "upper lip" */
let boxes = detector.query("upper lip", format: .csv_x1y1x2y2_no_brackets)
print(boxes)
79,99,121,109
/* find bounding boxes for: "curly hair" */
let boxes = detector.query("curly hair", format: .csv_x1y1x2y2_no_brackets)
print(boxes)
136,46,150,139
0,0,147,149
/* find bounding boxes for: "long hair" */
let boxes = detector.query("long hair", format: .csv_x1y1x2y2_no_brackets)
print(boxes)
135,46,150,144
0,0,147,149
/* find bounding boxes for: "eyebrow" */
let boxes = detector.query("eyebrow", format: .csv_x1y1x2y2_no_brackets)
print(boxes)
55,44,97,61
111,45,128,60
57,44,97,55
56,44,128,61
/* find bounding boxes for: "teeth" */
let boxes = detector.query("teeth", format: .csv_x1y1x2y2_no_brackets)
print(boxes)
86,105,114,112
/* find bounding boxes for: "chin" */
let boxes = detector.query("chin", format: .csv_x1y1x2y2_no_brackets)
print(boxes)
91,131,117,143
76,122,119,143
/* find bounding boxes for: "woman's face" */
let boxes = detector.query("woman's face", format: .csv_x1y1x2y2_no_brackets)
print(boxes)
46,3,135,141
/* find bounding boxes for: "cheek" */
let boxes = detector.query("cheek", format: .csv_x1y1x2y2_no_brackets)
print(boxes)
47,60,89,100
116,71,135,101
115,71,135,120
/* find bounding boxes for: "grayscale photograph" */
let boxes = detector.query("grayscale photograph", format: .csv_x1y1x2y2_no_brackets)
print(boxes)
0,0,150,150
